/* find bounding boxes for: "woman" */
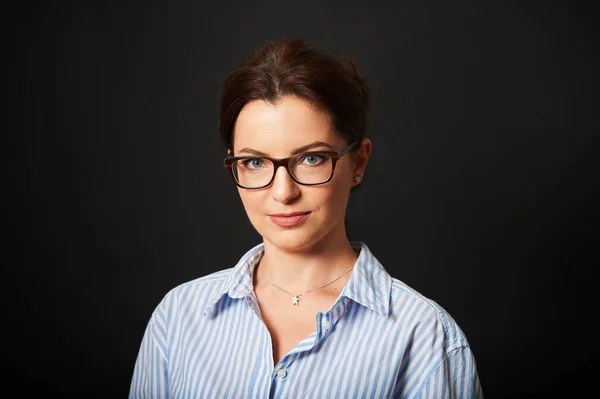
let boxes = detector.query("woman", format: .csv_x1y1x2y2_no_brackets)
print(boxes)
129,38,483,398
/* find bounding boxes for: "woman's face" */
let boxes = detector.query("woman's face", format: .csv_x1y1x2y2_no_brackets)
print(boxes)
231,95,369,253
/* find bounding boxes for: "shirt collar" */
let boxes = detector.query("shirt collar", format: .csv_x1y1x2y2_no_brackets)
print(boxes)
341,242,392,317
204,242,392,317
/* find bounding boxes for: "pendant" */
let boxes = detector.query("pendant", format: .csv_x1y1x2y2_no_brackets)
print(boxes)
292,296,299,306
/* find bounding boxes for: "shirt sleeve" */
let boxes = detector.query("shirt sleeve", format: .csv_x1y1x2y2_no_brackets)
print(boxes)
128,315,170,399
415,346,484,399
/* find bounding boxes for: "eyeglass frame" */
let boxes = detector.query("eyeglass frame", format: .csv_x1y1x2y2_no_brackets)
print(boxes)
224,140,359,189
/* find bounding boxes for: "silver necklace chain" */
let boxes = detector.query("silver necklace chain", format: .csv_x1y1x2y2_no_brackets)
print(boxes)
262,265,354,306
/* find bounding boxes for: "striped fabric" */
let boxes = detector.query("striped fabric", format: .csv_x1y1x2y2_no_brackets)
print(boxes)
129,242,483,398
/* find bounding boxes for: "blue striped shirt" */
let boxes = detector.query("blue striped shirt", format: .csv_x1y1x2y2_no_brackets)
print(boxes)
129,242,483,398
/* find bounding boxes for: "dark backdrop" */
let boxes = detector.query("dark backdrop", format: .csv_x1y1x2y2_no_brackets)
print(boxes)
9,0,598,398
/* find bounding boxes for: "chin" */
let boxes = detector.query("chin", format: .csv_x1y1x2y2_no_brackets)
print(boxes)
259,220,339,253
262,230,321,252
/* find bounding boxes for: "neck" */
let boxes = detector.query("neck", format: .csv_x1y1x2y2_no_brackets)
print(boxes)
256,229,358,294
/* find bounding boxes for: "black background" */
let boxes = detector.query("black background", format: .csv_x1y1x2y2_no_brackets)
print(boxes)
9,0,599,398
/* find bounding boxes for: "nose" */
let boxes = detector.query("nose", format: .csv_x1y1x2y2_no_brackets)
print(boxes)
270,165,300,203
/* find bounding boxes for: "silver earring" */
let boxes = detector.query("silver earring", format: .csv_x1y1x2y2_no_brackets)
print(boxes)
353,176,362,183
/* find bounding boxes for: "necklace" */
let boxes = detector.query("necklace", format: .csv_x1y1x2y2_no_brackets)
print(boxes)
262,265,354,306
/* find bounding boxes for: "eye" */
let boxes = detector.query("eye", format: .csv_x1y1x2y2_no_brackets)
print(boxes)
241,158,265,169
301,154,325,165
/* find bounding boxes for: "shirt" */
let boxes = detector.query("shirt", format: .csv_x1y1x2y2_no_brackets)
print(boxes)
129,242,484,398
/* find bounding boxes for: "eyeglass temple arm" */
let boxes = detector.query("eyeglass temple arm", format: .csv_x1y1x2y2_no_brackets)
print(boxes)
339,140,359,157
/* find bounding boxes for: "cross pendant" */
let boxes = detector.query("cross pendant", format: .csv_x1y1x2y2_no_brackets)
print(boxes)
292,296,300,306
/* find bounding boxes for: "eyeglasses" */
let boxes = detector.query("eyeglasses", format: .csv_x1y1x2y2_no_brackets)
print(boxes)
224,141,358,189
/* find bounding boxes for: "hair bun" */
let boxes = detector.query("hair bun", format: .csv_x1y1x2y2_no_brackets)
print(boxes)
342,56,370,109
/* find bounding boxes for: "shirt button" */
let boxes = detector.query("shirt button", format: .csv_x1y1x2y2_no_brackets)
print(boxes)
276,369,287,378
322,319,331,330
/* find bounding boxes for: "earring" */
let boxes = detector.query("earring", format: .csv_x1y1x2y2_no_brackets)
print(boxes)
353,176,362,183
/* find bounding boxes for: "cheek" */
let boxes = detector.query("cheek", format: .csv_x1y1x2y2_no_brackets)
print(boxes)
238,190,261,214
319,174,352,211
331,164,353,195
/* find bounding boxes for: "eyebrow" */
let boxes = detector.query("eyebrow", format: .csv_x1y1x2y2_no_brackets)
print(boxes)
237,141,335,157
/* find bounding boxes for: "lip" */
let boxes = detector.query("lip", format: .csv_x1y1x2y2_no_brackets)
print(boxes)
268,211,311,227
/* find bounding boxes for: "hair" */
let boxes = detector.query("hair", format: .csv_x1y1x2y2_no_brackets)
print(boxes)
218,37,370,150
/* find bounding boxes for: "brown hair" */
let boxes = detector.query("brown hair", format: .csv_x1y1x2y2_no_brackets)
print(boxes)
218,38,370,150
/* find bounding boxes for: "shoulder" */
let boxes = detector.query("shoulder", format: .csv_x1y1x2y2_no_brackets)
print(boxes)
388,277,471,352
150,243,264,319
151,268,234,320
173,268,233,296
353,241,470,351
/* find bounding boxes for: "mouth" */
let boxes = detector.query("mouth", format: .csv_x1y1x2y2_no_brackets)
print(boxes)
269,211,311,217
268,211,311,227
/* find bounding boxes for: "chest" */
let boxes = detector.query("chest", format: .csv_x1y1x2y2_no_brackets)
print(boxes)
257,300,321,364
252,281,344,364
271,321,320,364
171,296,405,398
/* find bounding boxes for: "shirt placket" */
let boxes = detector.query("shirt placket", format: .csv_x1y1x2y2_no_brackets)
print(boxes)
268,298,350,398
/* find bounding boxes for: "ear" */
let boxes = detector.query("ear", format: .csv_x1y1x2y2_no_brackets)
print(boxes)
352,138,372,179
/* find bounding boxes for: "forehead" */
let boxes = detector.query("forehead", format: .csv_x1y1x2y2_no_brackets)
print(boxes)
232,96,343,156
